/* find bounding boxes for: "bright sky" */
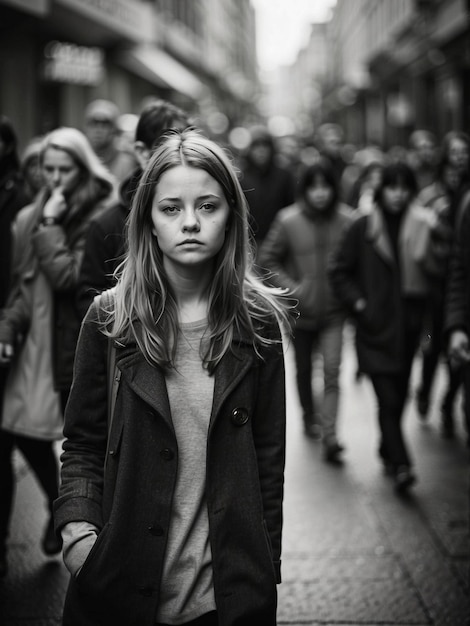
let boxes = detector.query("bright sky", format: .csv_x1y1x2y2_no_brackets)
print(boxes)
252,0,337,71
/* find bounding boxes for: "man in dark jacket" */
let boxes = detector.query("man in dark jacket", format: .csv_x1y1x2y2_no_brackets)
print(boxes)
76,100,189,318
240,126,296,256
445,190,470,445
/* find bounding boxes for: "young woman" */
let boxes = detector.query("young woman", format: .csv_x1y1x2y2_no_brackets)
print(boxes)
259,158,353,462
54,129,290,626
0,127,115,577
329,162,433,492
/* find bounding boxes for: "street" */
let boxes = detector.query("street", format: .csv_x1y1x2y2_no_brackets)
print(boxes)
0,327,469,625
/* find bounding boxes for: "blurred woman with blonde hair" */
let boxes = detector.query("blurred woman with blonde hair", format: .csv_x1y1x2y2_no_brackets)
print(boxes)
0,127,116,577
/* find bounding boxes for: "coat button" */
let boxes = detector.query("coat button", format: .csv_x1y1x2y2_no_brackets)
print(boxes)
160,448,174,461
148,524,164,536
231,407,249,426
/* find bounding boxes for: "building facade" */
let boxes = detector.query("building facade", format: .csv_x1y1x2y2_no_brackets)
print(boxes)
0,0,259,151
262,0,470,149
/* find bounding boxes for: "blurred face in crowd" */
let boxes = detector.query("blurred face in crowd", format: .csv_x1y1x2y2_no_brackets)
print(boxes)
416,137,436,166
42,147,82,197
25,154,44,194
381,179,411,214
85,116,116,152
442,163,460,192
249,140,272,168
448,137,469,176
305,174,334,212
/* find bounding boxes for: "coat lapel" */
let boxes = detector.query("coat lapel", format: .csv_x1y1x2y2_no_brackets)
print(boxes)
117,347,173,429
115,332,255,432
366,208,395,266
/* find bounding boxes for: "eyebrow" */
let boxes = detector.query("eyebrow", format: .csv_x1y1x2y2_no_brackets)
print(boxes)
156,193,221,203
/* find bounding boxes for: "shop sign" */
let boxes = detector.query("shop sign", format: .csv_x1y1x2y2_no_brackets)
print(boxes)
43,41,104,86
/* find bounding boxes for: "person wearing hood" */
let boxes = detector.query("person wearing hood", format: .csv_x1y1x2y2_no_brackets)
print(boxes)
259,157,353,463
240,126,296,256
76,99,190,319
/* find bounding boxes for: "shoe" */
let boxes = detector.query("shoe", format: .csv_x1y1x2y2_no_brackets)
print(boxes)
324,442,344,464
304,422,322,440
416,389,429,419
41,516,62,556
394,466,416,493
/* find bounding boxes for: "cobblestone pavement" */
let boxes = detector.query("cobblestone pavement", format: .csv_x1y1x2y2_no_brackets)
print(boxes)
0,330,468,625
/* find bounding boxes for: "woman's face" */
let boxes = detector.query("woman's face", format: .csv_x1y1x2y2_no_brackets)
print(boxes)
381,181,411,214
151,164,231,275
42,147,81,196
305,174,334,211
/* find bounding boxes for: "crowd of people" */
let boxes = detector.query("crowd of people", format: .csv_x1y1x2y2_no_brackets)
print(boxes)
0,98,469,625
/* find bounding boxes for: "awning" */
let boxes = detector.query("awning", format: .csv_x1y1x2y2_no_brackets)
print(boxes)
117,46,205,101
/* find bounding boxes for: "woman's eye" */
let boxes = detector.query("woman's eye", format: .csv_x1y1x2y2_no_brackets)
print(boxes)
162,205,179,214
199,203,215,212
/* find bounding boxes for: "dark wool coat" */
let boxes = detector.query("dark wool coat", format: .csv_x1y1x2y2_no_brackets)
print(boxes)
445,191,470,335
54,298,286,626
328,206,431,375
76,169,142,319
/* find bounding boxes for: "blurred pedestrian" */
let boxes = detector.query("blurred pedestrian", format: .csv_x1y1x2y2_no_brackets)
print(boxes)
445,194,470,446
316,123,348,194
350,160,384,214
407,130,438,191
329,162,433,492
442,130,470,191
0,115,30,574
84,99,137,183
0,115,29,316
54,129,290,626
0,127,115,578
259,157,353,463
20,136,44,203
414,155,463,436
77,99,190,318
240,125,296,255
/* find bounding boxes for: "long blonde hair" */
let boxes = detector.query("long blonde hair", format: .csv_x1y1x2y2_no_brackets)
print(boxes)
106,128,291,372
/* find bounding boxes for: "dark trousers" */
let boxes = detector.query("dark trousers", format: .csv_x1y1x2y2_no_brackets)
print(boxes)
0,430,60,552
369,298,425,469
419,290,462,407
0,387,67,554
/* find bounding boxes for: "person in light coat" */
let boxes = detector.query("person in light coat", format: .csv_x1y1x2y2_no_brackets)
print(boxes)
0,127,115,578
259,158,353,463
54,129,291,626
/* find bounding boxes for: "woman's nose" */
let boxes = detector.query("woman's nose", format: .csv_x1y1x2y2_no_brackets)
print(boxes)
182,207,200,230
